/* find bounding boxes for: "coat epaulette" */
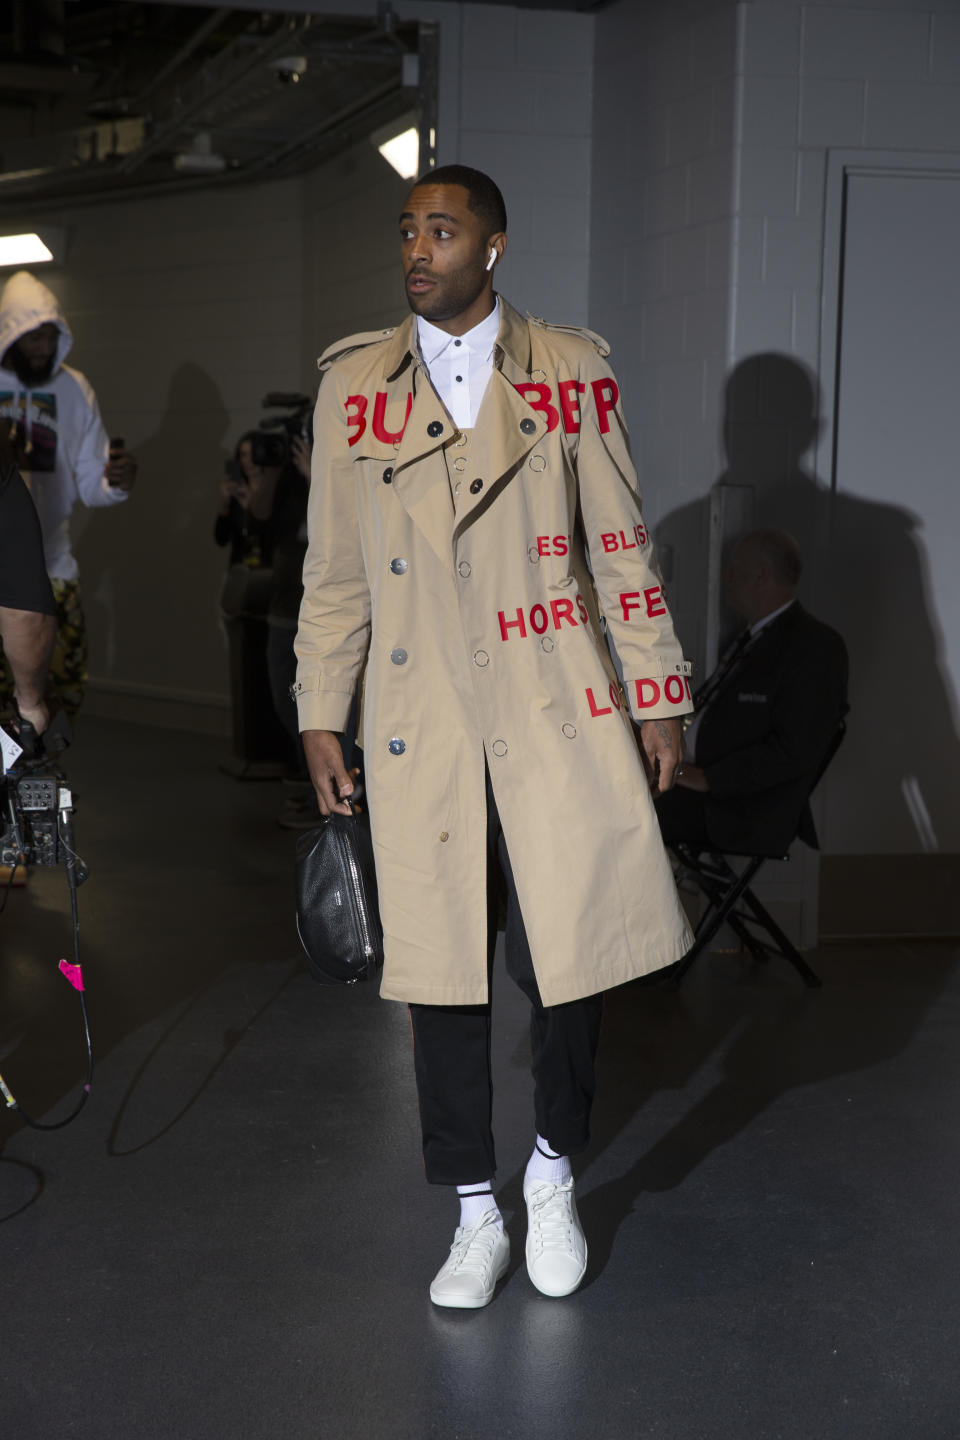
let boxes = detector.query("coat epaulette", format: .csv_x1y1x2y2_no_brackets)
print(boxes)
526,314,611,359
317,327,397,372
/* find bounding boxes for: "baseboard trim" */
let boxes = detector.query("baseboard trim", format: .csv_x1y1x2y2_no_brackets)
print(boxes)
819,853,960,940
85,677,231,738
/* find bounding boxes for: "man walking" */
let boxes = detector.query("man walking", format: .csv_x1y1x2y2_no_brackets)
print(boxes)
295,166,693,1307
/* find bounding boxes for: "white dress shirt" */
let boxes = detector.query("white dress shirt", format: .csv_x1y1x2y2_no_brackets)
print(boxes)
417,298,500,430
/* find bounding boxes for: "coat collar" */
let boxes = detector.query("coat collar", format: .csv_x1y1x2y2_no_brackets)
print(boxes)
380,294,533,382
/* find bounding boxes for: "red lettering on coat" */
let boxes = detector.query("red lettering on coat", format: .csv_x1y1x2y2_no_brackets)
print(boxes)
635,678,661,709
536,535,551,557
345,394,367,446
619,530,637,551
514,383,559,432
372,390,412,445
553,535,569,557
620,591,641,621
685,676,693,701
498,608,527,640
576,594,589,625
558,380,586,434
645,586,666,618
586,686,612,717
591,378,619,434
664,676,685,704
636,523,649,547
550,598,577,630
530,604,549,635
601,533,618,553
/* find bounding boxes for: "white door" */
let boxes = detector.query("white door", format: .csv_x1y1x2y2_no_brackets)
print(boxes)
823,166,960,856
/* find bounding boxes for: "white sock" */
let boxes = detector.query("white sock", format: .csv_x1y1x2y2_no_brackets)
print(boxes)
457,1183,501,1230
525,1135,572,1186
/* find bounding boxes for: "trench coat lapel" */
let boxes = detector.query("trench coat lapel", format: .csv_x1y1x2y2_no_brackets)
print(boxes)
383,320,455,570
454,299,549,533
381,301,549,560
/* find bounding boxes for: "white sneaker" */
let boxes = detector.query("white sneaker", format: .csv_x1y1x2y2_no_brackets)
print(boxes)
523,1175,587,1297
429,1209,510,1309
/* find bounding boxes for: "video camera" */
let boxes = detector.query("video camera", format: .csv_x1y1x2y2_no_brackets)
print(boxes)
250,392,313,468
0,713,86,882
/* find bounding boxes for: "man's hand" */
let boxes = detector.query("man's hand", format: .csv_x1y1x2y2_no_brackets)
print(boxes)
674,761,708,793
639,716,684,795
302,729,354,816
104,448,137,492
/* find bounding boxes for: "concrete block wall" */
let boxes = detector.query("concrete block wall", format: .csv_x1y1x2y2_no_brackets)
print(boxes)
447,3,594,324
732,1,960,379
590,0,739,674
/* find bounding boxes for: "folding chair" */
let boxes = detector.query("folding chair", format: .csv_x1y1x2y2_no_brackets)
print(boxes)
666,720,846,989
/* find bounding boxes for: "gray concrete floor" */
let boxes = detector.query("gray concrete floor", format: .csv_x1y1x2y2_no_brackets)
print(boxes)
2,719,958,1440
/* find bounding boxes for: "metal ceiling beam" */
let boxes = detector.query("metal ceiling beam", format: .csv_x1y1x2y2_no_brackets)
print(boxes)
116,12,312,175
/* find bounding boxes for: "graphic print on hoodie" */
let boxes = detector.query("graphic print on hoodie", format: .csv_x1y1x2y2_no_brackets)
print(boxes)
0,387,58,471
0,269,125,580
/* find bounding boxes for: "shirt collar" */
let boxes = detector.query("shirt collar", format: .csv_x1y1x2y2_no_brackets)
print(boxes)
417,296,500,366
750,597,796,637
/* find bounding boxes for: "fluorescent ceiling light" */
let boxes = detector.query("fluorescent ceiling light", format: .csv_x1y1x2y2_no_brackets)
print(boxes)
0,233,54,267
377,126,419,179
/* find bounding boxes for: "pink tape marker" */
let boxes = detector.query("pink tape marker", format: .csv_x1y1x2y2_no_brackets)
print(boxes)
59,960,85,992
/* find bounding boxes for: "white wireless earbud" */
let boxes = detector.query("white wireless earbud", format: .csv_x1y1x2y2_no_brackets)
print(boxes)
485,249,497,272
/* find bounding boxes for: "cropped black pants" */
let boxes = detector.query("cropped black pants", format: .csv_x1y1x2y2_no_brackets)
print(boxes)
408,775,604,1186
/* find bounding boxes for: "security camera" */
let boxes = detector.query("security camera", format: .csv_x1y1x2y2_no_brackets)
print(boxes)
271,56,308,84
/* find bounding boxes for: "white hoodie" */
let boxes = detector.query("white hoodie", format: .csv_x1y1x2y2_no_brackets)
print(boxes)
0,270,126,582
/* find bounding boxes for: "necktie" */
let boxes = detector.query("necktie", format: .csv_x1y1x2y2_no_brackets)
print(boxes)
692,628,753,713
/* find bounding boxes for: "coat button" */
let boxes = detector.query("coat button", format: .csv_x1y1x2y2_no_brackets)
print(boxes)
439,831,449,842
390,648,408,665
474,650,489,667
382,467,394,484
527,545,540,564
453,457,467,472
491,739,508,757
390,557,408,575
540,636,554,653
427,420,444,437
388,737,406,755
528,454,546,472
458,561,471,578
562,723,577,739
520,417,536,435
469,478,483,494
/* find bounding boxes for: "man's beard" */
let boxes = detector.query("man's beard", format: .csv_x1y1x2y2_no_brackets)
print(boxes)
2,342,55,387
406,264,487,323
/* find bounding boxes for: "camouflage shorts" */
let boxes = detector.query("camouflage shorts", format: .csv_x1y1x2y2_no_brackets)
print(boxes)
0,577,88,722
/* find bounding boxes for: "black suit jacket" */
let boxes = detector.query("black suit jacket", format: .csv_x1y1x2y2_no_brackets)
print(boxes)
695,603,848,856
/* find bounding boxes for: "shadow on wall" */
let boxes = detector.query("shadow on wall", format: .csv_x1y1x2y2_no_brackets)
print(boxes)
74,363,230,699
656,352,960,856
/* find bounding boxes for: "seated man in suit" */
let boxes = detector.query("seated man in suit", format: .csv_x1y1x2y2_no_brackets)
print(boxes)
656,528,848,857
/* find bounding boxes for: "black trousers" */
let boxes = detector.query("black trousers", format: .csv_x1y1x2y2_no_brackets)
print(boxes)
408,776,604,1186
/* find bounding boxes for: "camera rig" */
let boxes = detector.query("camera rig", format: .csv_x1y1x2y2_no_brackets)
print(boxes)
0,714,92,1130
250,391,313,468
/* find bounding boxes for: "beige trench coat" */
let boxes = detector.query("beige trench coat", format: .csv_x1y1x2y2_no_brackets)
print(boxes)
294,297,694,1006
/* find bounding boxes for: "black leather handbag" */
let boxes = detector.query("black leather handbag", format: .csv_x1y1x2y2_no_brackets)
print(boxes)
295,808,384,984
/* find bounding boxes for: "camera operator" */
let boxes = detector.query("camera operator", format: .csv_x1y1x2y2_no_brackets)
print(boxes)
0,448,55,736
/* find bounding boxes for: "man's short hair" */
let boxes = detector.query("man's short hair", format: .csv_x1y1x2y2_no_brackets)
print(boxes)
411,165,507,236
743,528,803,588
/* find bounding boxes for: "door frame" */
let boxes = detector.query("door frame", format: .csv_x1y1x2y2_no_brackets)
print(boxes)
816,148,960,499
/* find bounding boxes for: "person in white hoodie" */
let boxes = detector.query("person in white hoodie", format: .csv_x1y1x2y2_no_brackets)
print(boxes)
0,270,136,718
